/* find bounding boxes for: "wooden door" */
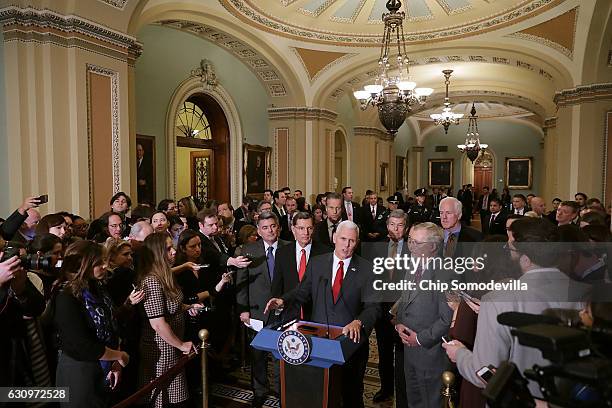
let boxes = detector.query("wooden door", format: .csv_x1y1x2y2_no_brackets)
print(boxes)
473,166,493,197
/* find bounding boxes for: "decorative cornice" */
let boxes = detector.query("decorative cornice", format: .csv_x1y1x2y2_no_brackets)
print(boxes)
509,32,573,59
554,83,612,107
353,126,390,141
220,0,563,46
268,107,337,122
0,7,142,65
411,146,425,153
155,20,287,98
96,0,129,11
543,117,557,129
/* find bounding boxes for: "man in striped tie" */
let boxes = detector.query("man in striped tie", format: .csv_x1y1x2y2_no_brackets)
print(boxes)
265,221,381,408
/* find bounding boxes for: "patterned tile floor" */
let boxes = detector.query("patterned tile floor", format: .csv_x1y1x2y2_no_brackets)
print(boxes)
208,335,395,408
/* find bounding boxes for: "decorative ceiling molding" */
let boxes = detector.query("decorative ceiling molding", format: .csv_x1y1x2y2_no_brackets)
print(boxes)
554,83,612,107
335,53,556,104
292,47,356,82
268,107,338,122
435,0,472,16
219,0,564,46
0,6,142,65
155,20,288,98
353,126,390,140
96,0,129,10
543,116,557,129
509,7,577,59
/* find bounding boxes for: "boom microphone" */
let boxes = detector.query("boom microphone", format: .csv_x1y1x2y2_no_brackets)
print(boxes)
497,311,561,328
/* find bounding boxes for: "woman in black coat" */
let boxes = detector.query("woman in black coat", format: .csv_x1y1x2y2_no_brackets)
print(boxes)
54,240,129,408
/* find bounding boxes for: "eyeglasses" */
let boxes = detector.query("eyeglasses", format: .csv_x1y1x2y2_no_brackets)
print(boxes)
407,238,430,246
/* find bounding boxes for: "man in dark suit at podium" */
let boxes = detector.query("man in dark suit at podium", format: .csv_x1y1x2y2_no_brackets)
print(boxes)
271,212,329,321
236,211,289,407
265,220,381,408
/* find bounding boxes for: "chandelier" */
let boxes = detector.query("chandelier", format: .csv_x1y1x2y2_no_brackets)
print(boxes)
430,69,463,134
353,0,432,136
457,103,488,162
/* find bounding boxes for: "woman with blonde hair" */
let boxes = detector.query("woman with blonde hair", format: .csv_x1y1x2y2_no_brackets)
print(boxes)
54,240,128,408
177,196,199,231
137,232,201,408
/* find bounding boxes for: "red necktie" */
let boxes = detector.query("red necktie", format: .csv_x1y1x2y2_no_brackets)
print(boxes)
332,260,344,303
298,249,307,281
298,249,307,319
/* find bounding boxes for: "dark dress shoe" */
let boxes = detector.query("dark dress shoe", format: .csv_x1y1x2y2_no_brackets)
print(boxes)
372,389,393,403
252,395,266,408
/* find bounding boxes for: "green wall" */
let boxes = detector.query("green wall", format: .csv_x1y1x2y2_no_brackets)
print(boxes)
0,30,8,216
135,25,270,200
335,93,356,140
422,119,543,196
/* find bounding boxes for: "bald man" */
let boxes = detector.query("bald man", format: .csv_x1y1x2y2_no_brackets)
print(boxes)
530,197,546,218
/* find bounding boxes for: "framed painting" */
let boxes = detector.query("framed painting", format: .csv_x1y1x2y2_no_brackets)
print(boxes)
244,143,271,199
396,156,406,190
136,135,156,205
506,157,532,189
380,163,389,191
428,159,453,187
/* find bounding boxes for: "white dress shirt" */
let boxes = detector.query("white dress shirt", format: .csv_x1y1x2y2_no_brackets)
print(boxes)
332,254,351,284
295,242,312,268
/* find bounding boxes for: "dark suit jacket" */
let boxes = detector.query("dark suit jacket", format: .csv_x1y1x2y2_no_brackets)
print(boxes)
235,239,289,322
271,241,330,321
282,252,381,335
483,210,508,236
199,233,231,268
396,267,453,369
0,209,27,241
341,201,361,225
279,213,296,242
477,194,491,213
312,220,335,248
360,204,386,241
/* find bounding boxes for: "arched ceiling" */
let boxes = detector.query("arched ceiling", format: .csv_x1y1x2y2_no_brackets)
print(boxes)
219,0,565,45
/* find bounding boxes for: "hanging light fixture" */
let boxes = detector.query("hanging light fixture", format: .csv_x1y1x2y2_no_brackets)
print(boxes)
430,69,463,134
353,0,433,136
457,103,488,162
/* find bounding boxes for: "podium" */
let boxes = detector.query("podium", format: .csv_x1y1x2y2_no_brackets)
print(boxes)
251,321,364,408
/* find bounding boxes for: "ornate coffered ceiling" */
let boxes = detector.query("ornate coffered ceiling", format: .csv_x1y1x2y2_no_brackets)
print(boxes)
219,0,565,46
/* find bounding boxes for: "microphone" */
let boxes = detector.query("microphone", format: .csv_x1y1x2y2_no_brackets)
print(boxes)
320,276,330,339
497,311,561,328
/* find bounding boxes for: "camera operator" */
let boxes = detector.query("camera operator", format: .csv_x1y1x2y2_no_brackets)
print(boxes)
443,217,588,399
0,249,46,392
0,196,43,243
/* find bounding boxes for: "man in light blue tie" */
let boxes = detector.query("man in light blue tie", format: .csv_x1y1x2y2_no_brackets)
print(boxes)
236,211,289,407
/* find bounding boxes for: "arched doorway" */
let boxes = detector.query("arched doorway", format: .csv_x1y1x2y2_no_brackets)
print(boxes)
472,150,495,197
334,129,348,192
174,94,230,204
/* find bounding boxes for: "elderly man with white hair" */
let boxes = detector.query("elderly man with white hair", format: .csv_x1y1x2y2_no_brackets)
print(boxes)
438,197,482,258
266,220,381,408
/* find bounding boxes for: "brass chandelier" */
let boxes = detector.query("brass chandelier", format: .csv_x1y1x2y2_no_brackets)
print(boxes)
353,0,432,136
430,69,463,134
457,103,488,162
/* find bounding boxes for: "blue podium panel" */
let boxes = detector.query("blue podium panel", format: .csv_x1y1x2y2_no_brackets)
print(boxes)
251,322,362,369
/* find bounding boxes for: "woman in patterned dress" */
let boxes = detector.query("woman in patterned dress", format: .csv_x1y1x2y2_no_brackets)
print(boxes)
137,232,201,408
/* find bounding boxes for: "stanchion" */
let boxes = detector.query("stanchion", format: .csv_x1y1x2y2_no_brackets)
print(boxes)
441,371,456,408
198,329,210,408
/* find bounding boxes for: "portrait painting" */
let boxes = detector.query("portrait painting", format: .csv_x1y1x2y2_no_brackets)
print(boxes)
244,143,271,198
396,156,406,190
136,135,156,205
506,157,532,189
380,162,389,191
429,159,453,187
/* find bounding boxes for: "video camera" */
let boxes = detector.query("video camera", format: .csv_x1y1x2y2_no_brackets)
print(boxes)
1,242,55,272
482,310,612,408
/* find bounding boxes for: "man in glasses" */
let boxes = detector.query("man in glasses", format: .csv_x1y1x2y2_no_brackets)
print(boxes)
395,222,453,408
